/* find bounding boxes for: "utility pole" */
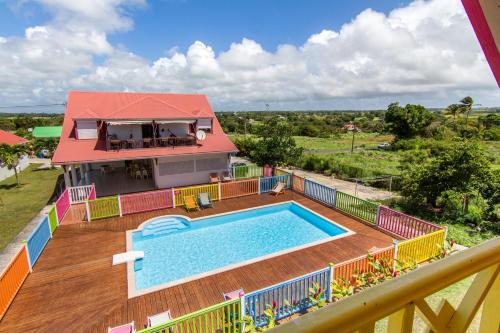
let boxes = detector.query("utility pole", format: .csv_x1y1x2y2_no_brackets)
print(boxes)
351,128,355,154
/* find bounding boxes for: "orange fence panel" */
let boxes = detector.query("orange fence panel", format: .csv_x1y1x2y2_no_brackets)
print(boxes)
220,178,259,199
292,175,305,193
333,246,394,281
0,246,30,319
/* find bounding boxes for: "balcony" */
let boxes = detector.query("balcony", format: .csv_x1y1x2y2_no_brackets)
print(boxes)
106,136,197,151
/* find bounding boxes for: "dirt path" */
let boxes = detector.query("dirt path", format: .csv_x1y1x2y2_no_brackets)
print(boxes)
281,167,396,201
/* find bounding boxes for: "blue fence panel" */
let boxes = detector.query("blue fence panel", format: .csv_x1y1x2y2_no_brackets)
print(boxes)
259,175,291,193
304,179,336,207
245,267,330,328
26,216,51,267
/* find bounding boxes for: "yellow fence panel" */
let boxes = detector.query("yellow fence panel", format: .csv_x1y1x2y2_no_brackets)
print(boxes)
174,184,219,206
397,229,446,267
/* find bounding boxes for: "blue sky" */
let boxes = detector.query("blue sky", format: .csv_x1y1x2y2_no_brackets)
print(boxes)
0,0,498,111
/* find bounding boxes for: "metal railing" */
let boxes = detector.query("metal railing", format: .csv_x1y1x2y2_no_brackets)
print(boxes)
106,136,197,151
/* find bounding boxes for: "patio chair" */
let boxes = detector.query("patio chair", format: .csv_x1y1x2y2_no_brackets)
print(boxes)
108,321,135,333
271,182,285,196
198,192,214,209
221,171,232,182
135,170,142,180
142,169,149,179
209,173,220,183
147,310,172,328
183,195,200,211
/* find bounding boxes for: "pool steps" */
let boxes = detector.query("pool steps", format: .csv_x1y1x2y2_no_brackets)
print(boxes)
142,218,189,237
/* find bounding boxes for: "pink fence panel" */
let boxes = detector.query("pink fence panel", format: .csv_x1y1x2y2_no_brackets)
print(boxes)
120,189,173,215
88,185,96,200
55,189,70,221
376,206,442,239
334,246,394,281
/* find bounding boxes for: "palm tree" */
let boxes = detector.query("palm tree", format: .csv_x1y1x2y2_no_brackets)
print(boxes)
0,144,28,187
459,96,474,125
444,104,460,122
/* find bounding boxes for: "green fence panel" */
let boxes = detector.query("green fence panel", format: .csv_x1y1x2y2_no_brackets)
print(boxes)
48,206,58,234
233,164,263,179
136,298,241,333
88,196,120,220
335,191,378,224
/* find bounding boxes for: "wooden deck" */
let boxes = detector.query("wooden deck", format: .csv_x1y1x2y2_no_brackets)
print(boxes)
0,192,395,333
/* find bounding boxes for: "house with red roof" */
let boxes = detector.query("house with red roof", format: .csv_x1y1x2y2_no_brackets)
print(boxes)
52,91,238,196
0,130,30,181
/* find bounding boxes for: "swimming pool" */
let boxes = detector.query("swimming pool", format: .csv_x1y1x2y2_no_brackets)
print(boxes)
127,201,354,297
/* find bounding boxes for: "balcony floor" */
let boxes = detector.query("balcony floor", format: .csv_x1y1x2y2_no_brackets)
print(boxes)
0,192,395,333
88,168,156,197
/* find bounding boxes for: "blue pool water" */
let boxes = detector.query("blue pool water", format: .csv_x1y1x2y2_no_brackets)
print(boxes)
132,202,348,290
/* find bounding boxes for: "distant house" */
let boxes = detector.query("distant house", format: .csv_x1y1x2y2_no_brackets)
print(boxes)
52,91,238,196
32,126,62,138
0,130,29,181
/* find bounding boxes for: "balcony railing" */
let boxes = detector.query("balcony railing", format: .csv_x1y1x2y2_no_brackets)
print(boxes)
269,237,500,333
106,136,196,150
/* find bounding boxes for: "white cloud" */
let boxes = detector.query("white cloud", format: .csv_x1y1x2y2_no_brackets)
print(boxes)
0,0,498,110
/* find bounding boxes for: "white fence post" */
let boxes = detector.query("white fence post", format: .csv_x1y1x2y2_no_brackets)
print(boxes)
118,194,123,217
393,240,399,272
172,188,176,208
22,242,33,272
85,200,91,223
257,177,261,195
218,182,222,201
328,262,334,303
240,291,246,330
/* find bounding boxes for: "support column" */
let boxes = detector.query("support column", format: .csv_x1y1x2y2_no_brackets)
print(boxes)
70,165,78,187
78,164,85,184
63,165,71,189
84,163,90,185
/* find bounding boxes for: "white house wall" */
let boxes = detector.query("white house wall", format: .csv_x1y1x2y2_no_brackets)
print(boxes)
0,154,30,181
76,120,98,139
153,153,229,188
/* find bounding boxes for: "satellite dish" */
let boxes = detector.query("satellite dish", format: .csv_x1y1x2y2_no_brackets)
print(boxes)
196,130,206,141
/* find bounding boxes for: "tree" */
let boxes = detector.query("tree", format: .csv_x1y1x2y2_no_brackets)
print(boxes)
249,120,303,166
444,104,460,121
399,139,495,219
0,144,28,187
384,103,433,139
459,96,474,125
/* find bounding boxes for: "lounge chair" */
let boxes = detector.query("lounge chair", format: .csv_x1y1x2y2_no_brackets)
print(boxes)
271,182,285,196
210,173,220,183
108,322,135,333
223,288,244,301
198,192,214,208
183,195,200,211
222,171,232,182
147,310,172,328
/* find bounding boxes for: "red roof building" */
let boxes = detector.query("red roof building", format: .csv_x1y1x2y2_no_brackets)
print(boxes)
0,130,28,146
53,91,237,195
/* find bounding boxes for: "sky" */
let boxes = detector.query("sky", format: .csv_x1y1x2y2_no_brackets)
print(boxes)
0,0,498,112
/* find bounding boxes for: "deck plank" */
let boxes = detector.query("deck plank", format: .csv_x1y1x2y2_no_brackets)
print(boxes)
0,192,395,333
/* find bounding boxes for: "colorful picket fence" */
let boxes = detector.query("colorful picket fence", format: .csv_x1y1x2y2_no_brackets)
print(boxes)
136,298,241,333
120,189,174,215
221,178,259,199
259,174,292,193
47,206,58,234
335,191,378,224
275,168,290,176
174,184,219,207
26,217,51,267
245,267,331,328
55,188,70,221
396,229,447,267
292,174,305,193
233,164,263,179
304,179,336,207
88,185,96,200
333,246,394,281
0,245,30,319
87,196,120,221
69,185,94,204
377,206,442,239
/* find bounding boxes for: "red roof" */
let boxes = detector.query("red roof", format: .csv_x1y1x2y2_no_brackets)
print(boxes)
0,130,28,146
52,91,238,165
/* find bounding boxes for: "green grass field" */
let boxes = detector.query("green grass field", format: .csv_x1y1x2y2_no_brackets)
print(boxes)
0,164,62,251
293,133,394,151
